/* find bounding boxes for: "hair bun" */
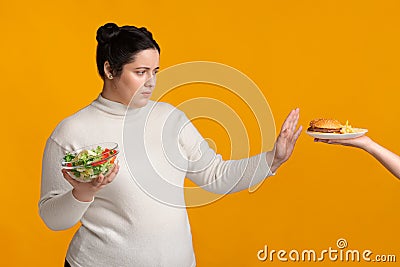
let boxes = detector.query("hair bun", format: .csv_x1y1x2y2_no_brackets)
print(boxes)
139,27,154,39
96,23,120,44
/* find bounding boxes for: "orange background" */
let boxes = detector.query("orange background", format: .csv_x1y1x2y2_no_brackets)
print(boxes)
2,0,400,266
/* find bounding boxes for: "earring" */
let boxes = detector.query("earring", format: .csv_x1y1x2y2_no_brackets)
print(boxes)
108,74,113,79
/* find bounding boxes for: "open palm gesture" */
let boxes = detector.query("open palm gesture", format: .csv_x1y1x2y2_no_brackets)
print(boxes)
269,108,302,172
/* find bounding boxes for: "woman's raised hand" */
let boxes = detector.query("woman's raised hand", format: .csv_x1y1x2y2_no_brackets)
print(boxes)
268,108,303,173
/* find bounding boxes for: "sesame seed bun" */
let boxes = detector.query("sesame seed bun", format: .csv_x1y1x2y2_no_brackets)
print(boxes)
308,118,342,133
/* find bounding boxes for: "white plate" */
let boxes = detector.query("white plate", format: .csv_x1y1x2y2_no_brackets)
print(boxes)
306,128,368,140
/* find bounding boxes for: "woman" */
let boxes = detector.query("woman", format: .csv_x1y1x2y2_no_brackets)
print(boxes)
315,136,400,179
39,22,302,267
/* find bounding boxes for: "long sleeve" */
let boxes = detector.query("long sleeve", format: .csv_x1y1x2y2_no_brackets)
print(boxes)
39,137,92,231
38,98,199,267
178,112,273,194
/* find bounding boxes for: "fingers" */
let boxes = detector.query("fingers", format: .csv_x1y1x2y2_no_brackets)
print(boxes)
291,108,300,133
280,108,302,140
293,125,303,141
92,164,120,187
314,138,328,143
280,108,300,135
273,109,302,164
105,163,120,182
63,164,120,190
62,169,78,187
314,138,343,144
317,139,358,148
98,173,105,184
89,174,102,187
314,138,352,146
281,109,295,133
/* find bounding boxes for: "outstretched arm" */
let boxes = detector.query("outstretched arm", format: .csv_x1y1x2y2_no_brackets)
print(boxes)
315,136,400,179
180,108,302,194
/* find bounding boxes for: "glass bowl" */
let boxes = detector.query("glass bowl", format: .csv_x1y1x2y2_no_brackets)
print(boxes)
61,142,119,183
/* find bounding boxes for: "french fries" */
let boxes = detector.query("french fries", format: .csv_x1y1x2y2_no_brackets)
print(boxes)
340,120,355,134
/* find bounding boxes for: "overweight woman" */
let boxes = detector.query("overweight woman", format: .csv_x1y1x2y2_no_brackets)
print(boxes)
39,23,302,267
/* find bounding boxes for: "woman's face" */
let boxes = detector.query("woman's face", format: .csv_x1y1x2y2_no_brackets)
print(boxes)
108,48,160,108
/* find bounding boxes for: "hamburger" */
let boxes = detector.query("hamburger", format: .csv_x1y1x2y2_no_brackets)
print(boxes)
308,118,342,133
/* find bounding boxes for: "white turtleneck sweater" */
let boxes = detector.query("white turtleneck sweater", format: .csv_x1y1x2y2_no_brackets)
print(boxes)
39,94,272,267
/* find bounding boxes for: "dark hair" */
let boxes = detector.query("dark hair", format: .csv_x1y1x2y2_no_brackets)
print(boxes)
96,22,160,78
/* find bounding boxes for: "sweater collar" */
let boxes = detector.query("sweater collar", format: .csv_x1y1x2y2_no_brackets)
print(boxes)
91,94,142,116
